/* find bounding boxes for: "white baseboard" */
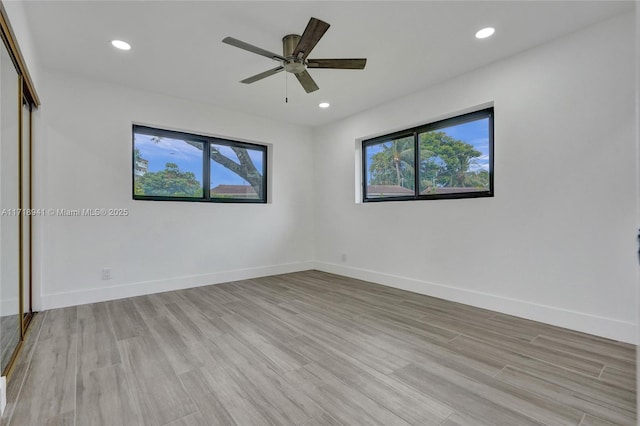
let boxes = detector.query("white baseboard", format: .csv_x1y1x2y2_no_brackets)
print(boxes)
41,261,315,310
312,261,638,345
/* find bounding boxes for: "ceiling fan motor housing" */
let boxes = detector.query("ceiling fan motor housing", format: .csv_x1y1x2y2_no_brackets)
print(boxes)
282,34,301,57
282,34,306,74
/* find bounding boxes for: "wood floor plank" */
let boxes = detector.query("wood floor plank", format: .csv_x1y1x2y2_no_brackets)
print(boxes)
579,413,619,425
295,339,451,424
77,303,121,373
497,365,635,425
394,354,584,426
163,301,225,340
531,334,636,372
391,363,546,426
285,298,384,337
449,335,635,411
162,411,208,426
180,365,274,426
38,306,77,340
220,361,317,425
419,311,606,376
131,294,170,322
203,334,325,424
107,299,149,341
8,329,77,426
223,298,303,343
440,412,501,426
600,365,636,393
367,330,503,378
219,312,310,373
491,313,634,353
76,364,142,426
278,308,410,375
178,368,239,426
143,314,212,376
355,310,459,344
117,335,198,425
178,286,238,318
284,363,412,426
300,411,344,426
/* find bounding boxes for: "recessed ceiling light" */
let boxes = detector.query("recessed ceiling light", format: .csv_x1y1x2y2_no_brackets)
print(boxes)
110,40,131,50
319,102,330,108
475,27,495,39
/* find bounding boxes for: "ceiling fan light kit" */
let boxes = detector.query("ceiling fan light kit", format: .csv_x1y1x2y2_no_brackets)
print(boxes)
222,17,367,93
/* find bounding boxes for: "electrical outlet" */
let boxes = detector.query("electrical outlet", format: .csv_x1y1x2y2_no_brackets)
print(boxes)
341,253,347,262
101,268,112,280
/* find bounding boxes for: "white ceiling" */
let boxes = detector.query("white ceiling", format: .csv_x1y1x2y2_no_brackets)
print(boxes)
22,1,633,127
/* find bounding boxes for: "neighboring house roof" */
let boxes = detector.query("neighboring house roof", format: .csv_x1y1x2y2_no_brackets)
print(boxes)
420,187,486,195
211,184,257,195
367,185,414,195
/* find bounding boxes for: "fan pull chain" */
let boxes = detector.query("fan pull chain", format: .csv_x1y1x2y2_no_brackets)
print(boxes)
285,71,288,103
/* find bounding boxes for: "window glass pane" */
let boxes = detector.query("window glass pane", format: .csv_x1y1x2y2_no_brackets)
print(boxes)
134,132,204,198
210,144,264,200
364,135,415,198
418,117,490,195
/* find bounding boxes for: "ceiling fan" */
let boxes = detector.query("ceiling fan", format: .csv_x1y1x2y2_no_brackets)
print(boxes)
222,17,367,93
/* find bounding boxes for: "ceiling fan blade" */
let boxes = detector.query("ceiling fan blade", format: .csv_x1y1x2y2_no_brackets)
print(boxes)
222,37,286,61
240,66,284,84
306,58,367,69
293,17,330,59
295,70,319,93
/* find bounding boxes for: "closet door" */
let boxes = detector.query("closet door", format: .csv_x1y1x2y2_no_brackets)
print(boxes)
0,35,20,373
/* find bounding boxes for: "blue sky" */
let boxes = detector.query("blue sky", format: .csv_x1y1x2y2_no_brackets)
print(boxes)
441,118,490,172
134,134,264,188
365,117,490,177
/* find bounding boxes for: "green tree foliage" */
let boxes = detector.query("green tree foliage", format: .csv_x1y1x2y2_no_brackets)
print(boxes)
420,131,483,189
368,136,415,189
368,131,488,191
135,162,202,197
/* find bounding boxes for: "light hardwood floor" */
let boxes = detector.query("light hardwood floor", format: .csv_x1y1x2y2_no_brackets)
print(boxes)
2,270,636,425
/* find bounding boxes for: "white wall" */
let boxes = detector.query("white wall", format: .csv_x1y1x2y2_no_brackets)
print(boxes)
312,12,637,343
34,71,315,310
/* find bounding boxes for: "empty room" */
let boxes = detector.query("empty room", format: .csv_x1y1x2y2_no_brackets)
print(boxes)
0,1,637,425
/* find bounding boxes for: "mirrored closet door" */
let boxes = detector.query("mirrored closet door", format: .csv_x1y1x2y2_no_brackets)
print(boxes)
0,32,20,374
0,2,38,377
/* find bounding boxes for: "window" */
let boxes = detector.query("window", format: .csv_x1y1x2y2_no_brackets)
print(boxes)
133,125,267,203
363,108,493,201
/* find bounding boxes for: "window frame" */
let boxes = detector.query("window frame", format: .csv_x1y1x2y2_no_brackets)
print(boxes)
362,107,494,202
132,125,268,204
